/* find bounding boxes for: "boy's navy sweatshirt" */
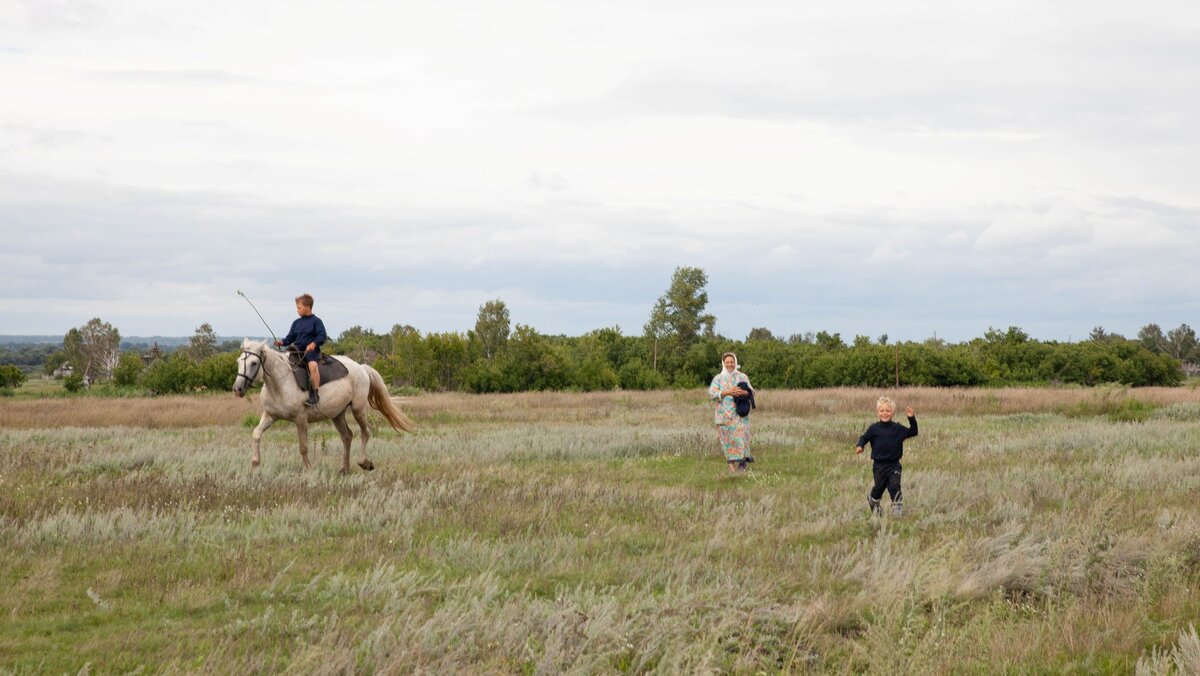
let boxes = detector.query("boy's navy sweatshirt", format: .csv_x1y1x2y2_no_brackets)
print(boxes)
857,417,918,463
282,315,327,352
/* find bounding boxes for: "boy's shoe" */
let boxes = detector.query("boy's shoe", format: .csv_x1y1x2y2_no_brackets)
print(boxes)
867,496,882,516
891,502,903,517
305,390,320,407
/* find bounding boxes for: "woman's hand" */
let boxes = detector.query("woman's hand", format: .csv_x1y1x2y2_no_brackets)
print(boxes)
724,387,747,397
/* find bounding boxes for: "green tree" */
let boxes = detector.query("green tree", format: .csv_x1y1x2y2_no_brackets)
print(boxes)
1166,324,1198,362
188,323,219,361
643,297,671,373
474,299,511,361
196,353,239,391
378,324,433,388
334,326,381,363
1089,326,1123,342
814,331,844,351
0,364,26,389
63,373,84,393
746,327,778,342
43,350,68,377
617,359,667,389
1137,323,1167,354
493,324,572,391
139,352,200,394
427,332,470,391
63,318,121,383
644,266,715,374
62,329,83,376
656,266,715,345
575,330,620,391
112,352,145,386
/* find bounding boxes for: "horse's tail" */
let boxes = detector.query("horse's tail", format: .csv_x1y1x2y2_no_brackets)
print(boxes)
366,366,417,434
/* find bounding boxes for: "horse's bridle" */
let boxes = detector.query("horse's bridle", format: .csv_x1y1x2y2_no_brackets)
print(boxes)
236,349,263,387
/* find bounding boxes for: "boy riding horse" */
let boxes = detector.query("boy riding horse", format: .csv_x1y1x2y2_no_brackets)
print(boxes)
276,293,326,407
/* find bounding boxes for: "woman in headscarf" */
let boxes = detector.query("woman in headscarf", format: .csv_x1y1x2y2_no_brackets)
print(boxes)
708,352,752,473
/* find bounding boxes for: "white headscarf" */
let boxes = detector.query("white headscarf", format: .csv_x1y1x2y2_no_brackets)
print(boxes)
720,351,739,374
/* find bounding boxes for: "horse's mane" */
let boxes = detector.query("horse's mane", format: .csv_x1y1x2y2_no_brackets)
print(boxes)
241,338,280,361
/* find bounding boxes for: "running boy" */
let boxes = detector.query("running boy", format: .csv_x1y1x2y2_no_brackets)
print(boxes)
855,396,918,516
276,293,327,407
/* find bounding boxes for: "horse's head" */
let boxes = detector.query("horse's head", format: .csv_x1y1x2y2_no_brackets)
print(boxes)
233,339,266,398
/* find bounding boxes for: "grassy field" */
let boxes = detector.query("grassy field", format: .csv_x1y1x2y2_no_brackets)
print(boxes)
2,386,1200,673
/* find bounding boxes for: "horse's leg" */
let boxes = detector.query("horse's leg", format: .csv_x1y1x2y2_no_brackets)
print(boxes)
331,412,354,474
251,412,276,469
351,405,375,471
295,415,312,471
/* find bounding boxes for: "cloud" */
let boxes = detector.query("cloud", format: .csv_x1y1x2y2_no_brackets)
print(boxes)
976,199,1093,252
868,245,910,262
942,231,970,248
83,68,277,86
524,171,569,192
2,2,1198,341
19,0,110,32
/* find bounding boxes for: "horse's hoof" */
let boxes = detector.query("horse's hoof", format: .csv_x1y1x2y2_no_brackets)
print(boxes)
358,460,375,471
339,466,350,476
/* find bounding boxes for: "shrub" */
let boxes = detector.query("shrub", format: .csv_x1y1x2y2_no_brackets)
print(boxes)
112,352,145,387
139,353,200,394
0,364,26,389
63,373,84,393
196,352,239,391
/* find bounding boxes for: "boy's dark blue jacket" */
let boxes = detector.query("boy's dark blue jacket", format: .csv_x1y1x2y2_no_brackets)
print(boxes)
734,381,755,417
281,315,327,353
857,417,918,462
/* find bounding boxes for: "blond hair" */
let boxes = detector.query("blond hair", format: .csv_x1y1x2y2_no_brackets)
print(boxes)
876,396,896,411
295,293,315,308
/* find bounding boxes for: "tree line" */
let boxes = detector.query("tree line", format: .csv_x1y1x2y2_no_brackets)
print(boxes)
4,267,1195,394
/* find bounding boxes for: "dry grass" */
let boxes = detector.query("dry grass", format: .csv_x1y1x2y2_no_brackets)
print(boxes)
0,394,249,429
1,387,1199,672
3,384,1196,429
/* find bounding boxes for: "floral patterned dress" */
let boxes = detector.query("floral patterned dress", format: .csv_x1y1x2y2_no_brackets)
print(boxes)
709,369,751,462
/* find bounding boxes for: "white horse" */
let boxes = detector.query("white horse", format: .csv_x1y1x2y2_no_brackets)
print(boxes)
233,339,415,472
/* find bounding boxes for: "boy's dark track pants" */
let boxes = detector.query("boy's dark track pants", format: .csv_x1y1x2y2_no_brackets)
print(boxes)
869,461,902,504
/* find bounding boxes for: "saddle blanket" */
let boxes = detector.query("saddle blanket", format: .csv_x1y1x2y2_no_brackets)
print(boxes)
289,354,349,391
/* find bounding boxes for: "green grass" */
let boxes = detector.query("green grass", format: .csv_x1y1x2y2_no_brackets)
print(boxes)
2,392,1200,672
6,377,64,397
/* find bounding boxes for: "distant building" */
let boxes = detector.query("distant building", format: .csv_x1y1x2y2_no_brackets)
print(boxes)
52,363,73,379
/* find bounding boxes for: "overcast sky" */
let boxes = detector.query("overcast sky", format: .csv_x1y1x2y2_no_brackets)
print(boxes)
1,0,1197,343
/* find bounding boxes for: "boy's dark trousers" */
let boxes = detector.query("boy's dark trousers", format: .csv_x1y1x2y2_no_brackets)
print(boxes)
869,461,902,506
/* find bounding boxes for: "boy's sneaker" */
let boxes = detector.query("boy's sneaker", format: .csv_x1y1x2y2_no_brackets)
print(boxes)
305,390,320,407
891,502,903,517
867,496,882,516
